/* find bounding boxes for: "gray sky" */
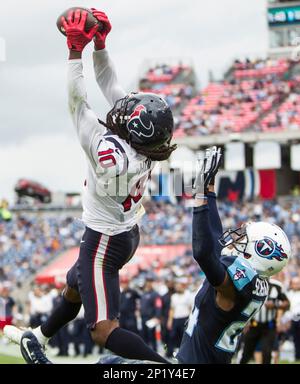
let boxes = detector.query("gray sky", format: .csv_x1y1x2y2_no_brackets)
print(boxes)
0,0,268,202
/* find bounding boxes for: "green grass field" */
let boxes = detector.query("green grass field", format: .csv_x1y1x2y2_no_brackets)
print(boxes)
0,352,297,364
0,354,25,364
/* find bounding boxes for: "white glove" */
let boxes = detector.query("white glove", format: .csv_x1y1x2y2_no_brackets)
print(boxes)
192,146,222,198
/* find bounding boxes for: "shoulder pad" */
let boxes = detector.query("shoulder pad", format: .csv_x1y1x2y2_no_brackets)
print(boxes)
226,258,257,291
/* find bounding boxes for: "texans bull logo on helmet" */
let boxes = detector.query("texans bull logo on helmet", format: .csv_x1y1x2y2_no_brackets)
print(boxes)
127,105,155,138
255,237,288,262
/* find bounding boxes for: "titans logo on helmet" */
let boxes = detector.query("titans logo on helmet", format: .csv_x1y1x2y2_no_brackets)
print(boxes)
255,237,288,262
127,105,155,138
233,268,246,281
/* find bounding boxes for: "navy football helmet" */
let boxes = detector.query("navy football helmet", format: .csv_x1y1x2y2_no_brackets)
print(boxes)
106,92,176,161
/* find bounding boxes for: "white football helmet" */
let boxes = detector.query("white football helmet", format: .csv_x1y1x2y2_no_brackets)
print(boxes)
219,222,291,278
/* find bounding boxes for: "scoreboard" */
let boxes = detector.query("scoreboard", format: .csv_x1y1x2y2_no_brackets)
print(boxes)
268,5,300,26
267,1,300,53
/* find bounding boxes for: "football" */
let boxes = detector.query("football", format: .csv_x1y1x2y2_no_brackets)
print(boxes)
56,7,103,36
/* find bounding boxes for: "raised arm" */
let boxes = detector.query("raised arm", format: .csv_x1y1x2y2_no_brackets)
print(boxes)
192,203,226,287
91,9,126,107
192,147,244,301
192,147,226,285
193,190,237,301
207,189,223,255
193,147,223,249
93,50,126,107
68,57,105,151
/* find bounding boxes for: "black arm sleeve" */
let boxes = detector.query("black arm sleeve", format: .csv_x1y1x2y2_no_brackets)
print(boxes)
207,192,223,256
207,192,223,236
192,205,226,287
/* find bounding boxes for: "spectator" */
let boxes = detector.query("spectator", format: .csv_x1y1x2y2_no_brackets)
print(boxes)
160,278,175,357
0,283,16,332
27,285,55,328
119,276,140,335
68,306,93,358
167,277,194,357
0,200,12,222
140,277,162,352
240,278,290,364
288,277,300,361
48,287,70,357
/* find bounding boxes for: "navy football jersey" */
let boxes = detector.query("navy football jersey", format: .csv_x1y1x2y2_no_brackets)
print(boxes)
177,255,268,364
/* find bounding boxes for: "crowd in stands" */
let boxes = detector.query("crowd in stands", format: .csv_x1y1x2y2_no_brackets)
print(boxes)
0,213,84,285
232,58,291,79
1,198,300,285
139,58,300,138
176,77,294,136
139,63,195,110
261,91,300,132
140,63,193,85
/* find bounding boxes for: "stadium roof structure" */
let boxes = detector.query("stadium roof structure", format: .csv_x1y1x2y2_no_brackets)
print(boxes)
174,130,300,149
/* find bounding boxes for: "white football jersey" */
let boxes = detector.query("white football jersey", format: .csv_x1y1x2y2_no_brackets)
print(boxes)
68,50,156,235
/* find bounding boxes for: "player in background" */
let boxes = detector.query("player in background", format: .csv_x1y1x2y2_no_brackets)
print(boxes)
239,277,290,364
5,8,175,365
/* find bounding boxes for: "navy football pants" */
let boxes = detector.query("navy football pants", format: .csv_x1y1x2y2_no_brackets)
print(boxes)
67,225,140,329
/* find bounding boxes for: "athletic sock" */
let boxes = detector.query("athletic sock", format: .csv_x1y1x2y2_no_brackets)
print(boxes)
105,327,168,364
32,326,49,347
40,296,81,338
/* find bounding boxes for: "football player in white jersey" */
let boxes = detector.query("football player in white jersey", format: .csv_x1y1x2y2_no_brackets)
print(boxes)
5,8,175,364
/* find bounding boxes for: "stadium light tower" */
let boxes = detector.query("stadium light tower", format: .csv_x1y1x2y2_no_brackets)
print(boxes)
268,0,300,58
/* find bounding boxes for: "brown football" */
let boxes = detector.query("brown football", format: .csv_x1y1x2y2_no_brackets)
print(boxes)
56,7,103,36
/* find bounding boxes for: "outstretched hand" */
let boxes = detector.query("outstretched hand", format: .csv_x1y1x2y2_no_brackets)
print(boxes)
61,9,99,53
91,8,112,50
193,146,222,199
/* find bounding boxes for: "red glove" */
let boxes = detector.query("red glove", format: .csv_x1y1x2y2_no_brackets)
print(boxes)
91,8,112,50
61,9,99,52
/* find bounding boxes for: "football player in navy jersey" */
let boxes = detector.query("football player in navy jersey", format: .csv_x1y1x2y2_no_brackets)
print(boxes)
179,147,290,363
118,146,290,364
19,147,291,364
176,147,291,363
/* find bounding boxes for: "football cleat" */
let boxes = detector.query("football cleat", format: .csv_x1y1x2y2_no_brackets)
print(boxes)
20,331,52,364
4,325,48,347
